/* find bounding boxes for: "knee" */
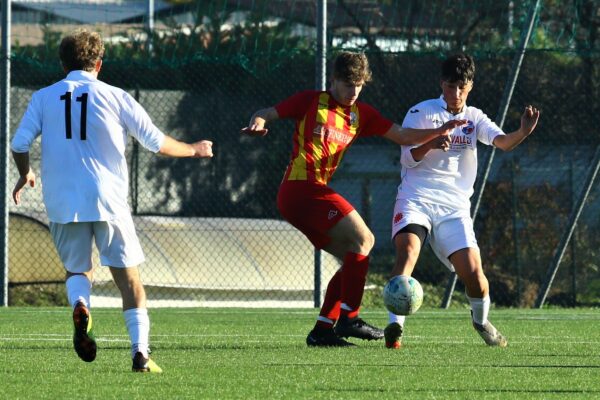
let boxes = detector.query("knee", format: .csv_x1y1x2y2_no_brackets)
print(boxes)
356,229,375,254
393,233,421,264
113,270,143,295
478,273,489,293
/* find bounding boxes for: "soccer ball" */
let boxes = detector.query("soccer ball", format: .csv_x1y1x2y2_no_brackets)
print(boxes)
383,276,424,315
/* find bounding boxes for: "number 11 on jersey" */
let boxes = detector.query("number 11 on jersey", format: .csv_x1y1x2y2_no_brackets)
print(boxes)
59,91,88,140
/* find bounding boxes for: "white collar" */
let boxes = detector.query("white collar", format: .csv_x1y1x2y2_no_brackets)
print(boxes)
66,70,97,81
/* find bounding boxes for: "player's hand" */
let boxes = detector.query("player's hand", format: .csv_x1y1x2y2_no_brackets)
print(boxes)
191,140,213,158
437,119,467,136
521,105,540,136
432,134,452,152
12,170,36,205
240,127,268,137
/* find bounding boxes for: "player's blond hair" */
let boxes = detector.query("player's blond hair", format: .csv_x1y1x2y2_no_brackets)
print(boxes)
332,51,372,85
59,29,105,72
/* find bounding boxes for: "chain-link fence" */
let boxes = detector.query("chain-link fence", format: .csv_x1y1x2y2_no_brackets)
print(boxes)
3,0,600,307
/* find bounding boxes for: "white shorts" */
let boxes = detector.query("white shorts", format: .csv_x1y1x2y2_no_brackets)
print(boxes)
391,198,478,271
49,214,145,273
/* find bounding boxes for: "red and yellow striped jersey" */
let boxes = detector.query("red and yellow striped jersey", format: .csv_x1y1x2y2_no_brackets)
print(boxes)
275,90,393,184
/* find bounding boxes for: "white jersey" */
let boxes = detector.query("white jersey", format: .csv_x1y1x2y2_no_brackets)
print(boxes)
398,95,505,210
11,70,165,223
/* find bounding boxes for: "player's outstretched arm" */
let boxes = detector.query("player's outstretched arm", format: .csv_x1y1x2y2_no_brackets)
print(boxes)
158,136,214,158
383,119,467,146
240,107,279,137
494,105,540,151
11,151,36,205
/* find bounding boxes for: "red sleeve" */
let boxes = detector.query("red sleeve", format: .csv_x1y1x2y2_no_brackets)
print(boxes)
274,90,320,120
357,102,394,137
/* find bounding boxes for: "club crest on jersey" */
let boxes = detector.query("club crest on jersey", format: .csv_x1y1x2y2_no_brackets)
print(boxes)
393,212,403,224
461,120,475,135
313,124,325,136
328,210,339,220
349,112,357,126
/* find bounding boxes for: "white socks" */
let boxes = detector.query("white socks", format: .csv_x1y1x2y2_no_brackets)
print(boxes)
66,275,91,309
387,274,409,327
387,294,491,328
388,312,406,327
67,277,151,359
467,294,491,325
123,308,150,359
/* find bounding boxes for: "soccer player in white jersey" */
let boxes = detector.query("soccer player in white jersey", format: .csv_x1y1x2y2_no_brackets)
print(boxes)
384,54,540,349
11,29,213,372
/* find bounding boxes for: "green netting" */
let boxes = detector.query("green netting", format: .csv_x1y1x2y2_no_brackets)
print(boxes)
9,1,600,59
4,0,600,307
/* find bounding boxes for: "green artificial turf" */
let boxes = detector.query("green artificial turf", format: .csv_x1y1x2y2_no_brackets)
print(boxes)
0,308,599,399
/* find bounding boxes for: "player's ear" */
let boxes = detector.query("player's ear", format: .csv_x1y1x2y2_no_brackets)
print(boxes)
95,59,102,73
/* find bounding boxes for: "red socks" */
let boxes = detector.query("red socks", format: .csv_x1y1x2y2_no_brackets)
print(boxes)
340,252,369,319
314,252,369,329
315,269,342,329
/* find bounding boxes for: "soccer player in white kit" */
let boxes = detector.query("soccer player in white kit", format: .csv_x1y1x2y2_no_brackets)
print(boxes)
11,29,214,372
384,54,540,349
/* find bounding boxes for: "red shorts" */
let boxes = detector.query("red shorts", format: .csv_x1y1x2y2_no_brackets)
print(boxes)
277,181,355,249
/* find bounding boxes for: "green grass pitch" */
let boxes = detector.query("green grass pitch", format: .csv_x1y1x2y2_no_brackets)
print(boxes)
0,307,599,399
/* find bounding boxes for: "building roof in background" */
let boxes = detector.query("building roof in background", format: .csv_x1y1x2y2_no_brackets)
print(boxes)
8,0,424,49
224,0,403,31
12,0,391,30
13,0,173,24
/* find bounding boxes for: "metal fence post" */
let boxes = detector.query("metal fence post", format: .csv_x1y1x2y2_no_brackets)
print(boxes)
1,0,12,307
511,158,522,304
147,0,154,53
313,0,327,308
535,145,600,308
131,87,141,215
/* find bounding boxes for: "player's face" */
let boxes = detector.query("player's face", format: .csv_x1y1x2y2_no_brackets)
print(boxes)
441,80,473,113
330,79,364,106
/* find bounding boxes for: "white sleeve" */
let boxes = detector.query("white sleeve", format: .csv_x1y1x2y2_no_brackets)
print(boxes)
120,91,165,153
11,92,43,153
400,107,428,168
400,145,420,168
476,110,505,146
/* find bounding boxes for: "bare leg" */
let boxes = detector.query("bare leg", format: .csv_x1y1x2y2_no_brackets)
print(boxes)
390,232,422,278
323,210,374,258
449,248,488,298
109,266,146,311
384,232,423,349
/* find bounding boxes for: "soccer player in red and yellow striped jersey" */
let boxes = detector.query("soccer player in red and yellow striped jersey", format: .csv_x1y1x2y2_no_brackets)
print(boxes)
243,52,464,347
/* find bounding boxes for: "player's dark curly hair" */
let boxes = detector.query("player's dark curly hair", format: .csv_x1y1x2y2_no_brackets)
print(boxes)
59,29,105,72
332,51,372,85
441,53,475,83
